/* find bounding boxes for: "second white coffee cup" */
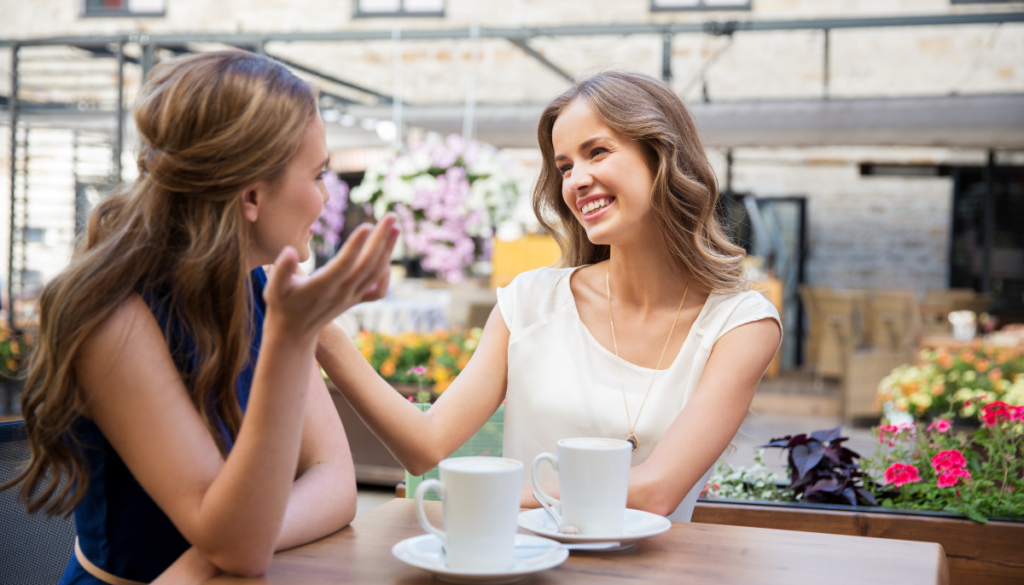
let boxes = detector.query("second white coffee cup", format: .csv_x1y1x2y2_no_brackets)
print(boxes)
532,437,632,535
414,456,523,570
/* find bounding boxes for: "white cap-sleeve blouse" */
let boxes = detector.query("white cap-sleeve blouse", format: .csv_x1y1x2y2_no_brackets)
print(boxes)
497,266,782,521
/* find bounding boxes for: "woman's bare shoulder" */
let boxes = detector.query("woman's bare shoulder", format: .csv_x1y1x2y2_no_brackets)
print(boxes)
76,293,171,413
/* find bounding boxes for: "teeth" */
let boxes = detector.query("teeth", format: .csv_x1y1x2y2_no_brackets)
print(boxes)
583,197,612,214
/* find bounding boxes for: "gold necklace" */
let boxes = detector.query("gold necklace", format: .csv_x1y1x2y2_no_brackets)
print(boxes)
606,269,689,452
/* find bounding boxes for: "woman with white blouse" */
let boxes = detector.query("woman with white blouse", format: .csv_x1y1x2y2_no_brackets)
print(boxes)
318,70,782,521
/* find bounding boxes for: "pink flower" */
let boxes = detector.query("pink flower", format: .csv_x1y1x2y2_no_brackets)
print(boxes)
981,401,1013,427
406,396,414,402
1012,405,1024,422
926,419,952,433
884,463,922,488
406,365,428,377
936,467,970,488
931,449,967,473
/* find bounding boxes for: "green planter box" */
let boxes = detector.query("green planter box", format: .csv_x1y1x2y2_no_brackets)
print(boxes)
405,403,504,501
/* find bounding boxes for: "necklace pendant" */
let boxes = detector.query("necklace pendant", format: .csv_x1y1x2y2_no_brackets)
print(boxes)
626,433,638,451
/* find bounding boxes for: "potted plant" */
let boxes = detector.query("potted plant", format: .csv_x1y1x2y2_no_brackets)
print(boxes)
325,328,482,485
694,415,1024,585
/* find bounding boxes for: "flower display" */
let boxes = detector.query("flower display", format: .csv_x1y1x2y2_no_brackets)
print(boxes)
353,327,482,394
883,463,922,488
0,322,33,379
862,413,1024,522
877,344,1024,422
311,171,350,257
349,133,521,283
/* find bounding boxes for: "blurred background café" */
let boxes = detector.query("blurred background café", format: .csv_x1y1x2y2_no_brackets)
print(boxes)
1,0,1023,487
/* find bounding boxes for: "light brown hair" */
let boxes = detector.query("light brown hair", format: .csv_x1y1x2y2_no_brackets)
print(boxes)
4,50,317,515
533,70,747,293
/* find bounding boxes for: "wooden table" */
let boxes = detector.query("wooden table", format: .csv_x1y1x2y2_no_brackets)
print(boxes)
207,499,948,584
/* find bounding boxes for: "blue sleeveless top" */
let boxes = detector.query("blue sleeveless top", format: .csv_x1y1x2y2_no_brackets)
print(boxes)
59,267,267,585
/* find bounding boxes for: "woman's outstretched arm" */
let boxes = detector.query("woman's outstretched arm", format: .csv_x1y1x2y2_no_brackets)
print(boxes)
317,306,509,476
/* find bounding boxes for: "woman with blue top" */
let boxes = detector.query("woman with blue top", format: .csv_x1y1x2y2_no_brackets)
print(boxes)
3,50,398,583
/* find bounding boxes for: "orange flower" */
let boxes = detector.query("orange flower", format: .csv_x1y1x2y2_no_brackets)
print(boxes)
937,353,954,369
988,368,1003,382
975,359,989,373
456,355,470,370
435,379,452,393
380,360,397,378
447,342,460,357
959,351,975,364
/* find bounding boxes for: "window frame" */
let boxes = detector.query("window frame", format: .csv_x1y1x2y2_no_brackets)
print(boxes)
353,0,445,18
650,0,752,11
81,0,166,18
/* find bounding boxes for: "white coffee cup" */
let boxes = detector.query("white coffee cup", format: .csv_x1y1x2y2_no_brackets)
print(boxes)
414,456,524,570
532,438,632,535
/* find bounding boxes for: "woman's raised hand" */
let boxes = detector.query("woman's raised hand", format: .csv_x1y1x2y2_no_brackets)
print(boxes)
263,214,399,345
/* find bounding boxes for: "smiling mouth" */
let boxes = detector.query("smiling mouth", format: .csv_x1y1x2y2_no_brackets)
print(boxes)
580,196,614,217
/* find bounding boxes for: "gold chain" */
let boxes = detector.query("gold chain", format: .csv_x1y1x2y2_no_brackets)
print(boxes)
606,269,688,451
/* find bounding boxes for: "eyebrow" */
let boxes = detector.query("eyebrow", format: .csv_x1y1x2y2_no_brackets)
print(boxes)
554,135,612,161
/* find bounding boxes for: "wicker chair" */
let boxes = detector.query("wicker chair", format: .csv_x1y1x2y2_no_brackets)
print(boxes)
0,420,77,584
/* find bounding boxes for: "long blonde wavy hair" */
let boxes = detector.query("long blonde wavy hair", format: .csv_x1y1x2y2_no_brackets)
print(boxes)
4,50,317,515
533,71,747,293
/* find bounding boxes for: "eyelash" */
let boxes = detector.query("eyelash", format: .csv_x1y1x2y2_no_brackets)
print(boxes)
316,170,326,180
558,147,609,176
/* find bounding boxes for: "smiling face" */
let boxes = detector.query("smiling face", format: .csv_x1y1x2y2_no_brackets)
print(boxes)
552,99,657,247
244,114,330,268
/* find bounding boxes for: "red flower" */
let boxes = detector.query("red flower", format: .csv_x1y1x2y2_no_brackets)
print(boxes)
926,419,952,433
936,467,971,488
981,401,1014,427
931,449,967,473
1012,406,1024,422
884,463,922,488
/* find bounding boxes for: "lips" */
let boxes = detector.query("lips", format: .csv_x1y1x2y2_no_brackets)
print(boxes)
576,194,615,221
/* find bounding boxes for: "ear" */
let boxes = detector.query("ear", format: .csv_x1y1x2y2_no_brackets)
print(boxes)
240,182,265,224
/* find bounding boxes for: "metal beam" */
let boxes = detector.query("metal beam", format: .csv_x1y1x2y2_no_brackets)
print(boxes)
662,33,673,83
7,44,18,332
4,11,1022,47
115,38,124,184
264,53,394,104
507,38,572,82
823,29,830,100
141,36,156,81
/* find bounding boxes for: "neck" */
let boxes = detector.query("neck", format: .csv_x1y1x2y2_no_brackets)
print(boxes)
606,229,690,312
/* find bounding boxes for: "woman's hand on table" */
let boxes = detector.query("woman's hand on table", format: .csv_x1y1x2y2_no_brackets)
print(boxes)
152,547,220,585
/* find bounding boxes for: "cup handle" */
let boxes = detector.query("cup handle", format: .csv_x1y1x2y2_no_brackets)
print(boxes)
531,452,560,513
414,479,447,547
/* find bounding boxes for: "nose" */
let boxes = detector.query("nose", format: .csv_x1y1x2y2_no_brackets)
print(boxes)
563,166,593,198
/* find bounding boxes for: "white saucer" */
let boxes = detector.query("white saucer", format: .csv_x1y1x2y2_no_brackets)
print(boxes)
391,533,568,584
517,508,672,549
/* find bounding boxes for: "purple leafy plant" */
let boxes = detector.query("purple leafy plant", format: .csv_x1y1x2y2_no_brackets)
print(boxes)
761,426,877,506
